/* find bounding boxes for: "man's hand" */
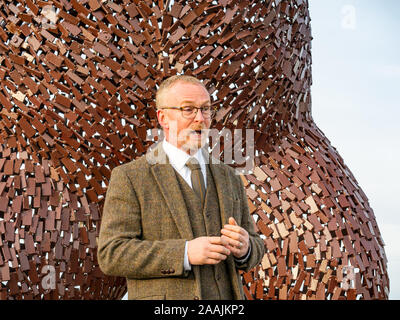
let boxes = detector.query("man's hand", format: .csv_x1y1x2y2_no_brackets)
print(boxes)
187,236,231,265
221,217,250,259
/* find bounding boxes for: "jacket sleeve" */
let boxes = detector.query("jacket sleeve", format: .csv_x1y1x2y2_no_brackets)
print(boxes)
234,173,265,272
97,165,188,279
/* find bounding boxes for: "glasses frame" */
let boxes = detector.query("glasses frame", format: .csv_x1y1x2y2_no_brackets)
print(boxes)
160,106,217,119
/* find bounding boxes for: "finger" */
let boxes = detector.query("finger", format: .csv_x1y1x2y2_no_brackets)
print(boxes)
207,251,229,261
222,235,248,253
223,227,249,242
209,236,232,249
221,228,243,241
218,236,229,247
225,244,241,256
222,224,245,234
228,217,238,226
221,235,242,248
205,257,224,265
208,236,226,245
209,243,231,256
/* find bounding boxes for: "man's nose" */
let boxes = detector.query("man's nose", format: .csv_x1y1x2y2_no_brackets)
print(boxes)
194,108,206,122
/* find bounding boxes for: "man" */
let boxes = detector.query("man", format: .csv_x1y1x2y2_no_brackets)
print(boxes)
98,75,264,300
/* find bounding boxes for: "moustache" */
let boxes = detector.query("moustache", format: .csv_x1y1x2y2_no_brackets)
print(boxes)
190,126,207,131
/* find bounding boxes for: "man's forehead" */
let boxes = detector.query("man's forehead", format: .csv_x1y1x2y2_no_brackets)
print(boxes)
160,81,210,104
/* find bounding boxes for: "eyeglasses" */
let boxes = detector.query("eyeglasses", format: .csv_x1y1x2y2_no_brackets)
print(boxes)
160,106,216,119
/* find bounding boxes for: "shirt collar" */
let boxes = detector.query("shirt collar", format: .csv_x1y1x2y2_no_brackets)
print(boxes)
162,138,205,171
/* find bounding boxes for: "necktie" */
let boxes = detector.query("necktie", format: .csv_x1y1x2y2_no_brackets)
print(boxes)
186,157,206,205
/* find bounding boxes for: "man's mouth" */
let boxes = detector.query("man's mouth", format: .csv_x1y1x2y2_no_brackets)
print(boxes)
189,129,205,140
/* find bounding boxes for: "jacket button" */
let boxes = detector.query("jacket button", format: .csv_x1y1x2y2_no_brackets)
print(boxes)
193,296,199,300
169,268,175,274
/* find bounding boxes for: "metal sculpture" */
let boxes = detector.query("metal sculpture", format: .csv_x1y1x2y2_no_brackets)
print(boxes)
0,0,388,300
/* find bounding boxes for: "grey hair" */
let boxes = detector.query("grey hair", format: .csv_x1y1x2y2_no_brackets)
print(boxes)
155,75,207,109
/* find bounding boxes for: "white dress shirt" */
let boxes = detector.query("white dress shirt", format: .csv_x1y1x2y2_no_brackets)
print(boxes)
162,138,207,189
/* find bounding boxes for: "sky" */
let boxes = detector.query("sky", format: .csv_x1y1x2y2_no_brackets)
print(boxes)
308,0,400,299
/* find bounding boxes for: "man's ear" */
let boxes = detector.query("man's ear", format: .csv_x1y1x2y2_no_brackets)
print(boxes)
157,109,168,129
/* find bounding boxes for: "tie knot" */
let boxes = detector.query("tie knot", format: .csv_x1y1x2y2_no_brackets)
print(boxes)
186,157,201,171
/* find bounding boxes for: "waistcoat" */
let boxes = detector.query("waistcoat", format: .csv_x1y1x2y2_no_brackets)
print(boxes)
175,164,234,300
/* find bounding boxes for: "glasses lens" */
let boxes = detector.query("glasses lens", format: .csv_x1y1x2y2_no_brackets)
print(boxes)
181,107,214,119
202,108,211,118
182,107,195,118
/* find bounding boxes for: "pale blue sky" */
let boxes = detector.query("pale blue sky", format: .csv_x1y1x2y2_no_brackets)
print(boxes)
309,0,400,299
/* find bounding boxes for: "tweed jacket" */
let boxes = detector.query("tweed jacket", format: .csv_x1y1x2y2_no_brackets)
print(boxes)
98,142,265,300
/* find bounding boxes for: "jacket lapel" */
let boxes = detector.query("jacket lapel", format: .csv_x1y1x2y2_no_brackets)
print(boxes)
147,142,194,240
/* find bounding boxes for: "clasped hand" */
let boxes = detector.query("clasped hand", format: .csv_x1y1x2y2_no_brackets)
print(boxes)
187,217,250,265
